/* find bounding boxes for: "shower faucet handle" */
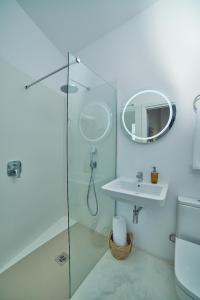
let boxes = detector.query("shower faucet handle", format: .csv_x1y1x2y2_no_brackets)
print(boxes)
7,161,22,178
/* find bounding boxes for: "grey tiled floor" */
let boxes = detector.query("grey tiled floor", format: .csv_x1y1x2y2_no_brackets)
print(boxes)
72,248,179,300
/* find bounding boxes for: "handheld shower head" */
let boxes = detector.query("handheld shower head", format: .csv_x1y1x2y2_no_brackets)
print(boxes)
90,147,97,169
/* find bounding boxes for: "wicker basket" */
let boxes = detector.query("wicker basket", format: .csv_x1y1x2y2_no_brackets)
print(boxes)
109,231,133,260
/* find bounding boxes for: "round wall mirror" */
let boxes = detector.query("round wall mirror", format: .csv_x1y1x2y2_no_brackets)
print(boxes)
79,102,112,142
122,89,176,143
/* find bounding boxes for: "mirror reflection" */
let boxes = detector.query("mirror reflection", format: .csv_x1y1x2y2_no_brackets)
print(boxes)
79,102,112,142
122,90,176,143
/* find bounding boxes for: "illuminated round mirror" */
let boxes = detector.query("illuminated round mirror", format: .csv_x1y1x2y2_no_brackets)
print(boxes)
79,102,112,142
122,90,176,143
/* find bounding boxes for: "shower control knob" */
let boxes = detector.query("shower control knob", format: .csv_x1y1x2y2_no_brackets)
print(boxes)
7,161,22,178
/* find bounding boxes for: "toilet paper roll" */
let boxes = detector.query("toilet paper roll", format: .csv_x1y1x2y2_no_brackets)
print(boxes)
112,216,127,246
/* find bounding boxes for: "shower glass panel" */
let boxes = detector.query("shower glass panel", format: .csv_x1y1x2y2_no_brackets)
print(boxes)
67,53,117,297
0,56,69,300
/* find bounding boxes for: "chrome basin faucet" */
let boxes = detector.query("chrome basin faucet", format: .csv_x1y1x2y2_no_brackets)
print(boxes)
136,171,143,182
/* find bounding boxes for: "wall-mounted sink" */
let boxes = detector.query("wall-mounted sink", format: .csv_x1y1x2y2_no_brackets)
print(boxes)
102,177,168,206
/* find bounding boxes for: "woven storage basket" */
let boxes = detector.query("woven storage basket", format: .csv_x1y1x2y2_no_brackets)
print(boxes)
109,231,133,260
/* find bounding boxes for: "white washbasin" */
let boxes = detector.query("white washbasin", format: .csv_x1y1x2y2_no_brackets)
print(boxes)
102,177,168,206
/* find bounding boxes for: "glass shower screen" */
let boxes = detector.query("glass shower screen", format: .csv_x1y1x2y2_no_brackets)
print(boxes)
67,53,117,297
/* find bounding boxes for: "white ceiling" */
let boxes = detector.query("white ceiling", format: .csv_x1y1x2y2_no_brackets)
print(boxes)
17,0,157,55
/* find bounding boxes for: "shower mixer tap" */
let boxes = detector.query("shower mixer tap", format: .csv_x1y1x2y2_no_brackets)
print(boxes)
7,161,22,178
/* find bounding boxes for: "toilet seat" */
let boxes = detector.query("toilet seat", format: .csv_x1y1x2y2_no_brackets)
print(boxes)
175,238,200,300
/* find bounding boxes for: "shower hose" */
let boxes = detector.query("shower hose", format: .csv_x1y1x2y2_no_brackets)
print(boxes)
86,162,98,216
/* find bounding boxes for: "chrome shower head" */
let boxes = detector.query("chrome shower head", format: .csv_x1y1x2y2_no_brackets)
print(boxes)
60,84,78,94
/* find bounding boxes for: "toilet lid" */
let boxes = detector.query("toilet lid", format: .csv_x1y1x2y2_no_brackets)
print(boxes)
175,238,200,299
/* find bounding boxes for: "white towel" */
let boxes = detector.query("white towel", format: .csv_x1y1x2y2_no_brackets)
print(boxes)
112,216,127,246
193,105,200,169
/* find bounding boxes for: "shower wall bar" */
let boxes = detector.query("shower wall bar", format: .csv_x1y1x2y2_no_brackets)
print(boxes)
24,57,80,90
70,79,90,91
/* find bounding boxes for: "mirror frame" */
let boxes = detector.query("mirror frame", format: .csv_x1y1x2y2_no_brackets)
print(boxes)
122,89,173,142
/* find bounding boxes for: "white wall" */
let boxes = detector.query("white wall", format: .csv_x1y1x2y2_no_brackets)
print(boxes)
0,0,67,92
0,0,68,271
78,0,200,261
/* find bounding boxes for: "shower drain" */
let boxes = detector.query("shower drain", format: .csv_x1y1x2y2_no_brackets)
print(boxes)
55,252,69,266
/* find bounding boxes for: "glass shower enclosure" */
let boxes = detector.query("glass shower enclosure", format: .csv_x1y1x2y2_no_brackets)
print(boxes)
0,50,116,300
67,53,117,297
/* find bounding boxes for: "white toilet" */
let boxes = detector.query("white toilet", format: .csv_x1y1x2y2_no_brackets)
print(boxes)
175,196,200,300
